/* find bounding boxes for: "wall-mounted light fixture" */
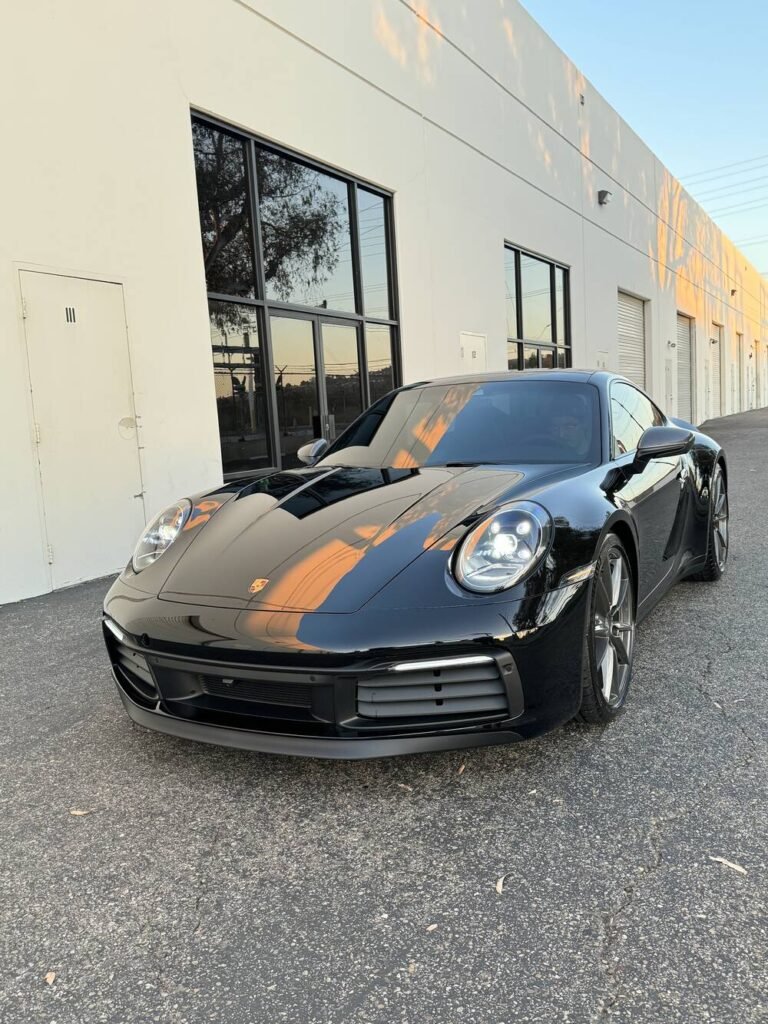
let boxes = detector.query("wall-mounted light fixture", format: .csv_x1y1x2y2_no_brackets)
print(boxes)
597,189,613,206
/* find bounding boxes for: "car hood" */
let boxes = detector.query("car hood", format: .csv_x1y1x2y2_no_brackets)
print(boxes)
159,463,575,613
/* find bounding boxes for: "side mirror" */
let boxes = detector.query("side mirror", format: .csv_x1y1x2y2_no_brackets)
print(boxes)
635,425,694,465
297,438,329,466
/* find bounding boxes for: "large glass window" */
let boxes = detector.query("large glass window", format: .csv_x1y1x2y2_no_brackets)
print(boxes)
193,123,257,298
209,302,270,471
357,189,392,319
505,246,570,371
257,150,356,312
192,116,400,476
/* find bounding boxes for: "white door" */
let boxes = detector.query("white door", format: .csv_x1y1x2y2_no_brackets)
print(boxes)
21,271,145,589
676,314,693,422
618,292,646,388
459,332,487,373
709,324,722,419
753,344,761,407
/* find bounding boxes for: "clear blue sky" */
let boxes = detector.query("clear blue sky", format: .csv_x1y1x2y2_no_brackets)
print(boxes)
520,0,768,276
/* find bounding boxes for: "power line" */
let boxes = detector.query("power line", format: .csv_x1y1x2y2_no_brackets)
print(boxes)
733,236,768,247
681,153,768,183
710,199,768,218
694,174,768,200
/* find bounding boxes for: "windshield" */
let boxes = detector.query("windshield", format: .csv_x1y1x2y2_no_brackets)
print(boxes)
321,379,601,468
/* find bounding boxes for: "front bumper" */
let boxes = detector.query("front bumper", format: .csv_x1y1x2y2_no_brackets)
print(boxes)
103,576,590,759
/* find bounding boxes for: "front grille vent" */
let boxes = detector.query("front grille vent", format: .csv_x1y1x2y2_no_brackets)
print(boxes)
357,661,508,720
200,675,313,707
114,645,158,702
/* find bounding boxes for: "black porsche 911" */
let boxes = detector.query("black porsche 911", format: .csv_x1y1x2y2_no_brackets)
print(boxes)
103,370,728,759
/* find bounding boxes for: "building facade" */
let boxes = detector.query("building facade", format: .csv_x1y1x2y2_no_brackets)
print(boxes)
2,0,767,605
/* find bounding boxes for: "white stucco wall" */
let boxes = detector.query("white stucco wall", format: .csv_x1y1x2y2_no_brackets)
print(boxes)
1,0,766,603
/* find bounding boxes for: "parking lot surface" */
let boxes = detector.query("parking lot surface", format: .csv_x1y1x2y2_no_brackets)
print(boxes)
1,410,766,1024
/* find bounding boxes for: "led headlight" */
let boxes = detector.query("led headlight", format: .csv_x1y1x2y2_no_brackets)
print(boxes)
131,500,191,573
454,501,552,593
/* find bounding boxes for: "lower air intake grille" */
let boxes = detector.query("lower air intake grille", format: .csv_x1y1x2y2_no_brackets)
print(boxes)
357,660,508,720
200,676,313,708
113,645,158,703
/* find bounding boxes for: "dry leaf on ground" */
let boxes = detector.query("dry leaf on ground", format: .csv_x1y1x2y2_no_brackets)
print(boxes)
709,855,747,875
44,972,56,985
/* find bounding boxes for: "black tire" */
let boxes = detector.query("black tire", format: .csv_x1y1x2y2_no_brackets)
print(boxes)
579,532,636,724
688,464,728,582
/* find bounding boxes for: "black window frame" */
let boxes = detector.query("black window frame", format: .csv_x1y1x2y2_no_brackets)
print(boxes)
504,244,571,372
192,111,402,478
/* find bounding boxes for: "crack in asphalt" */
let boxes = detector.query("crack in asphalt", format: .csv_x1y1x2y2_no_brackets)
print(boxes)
592,810,692,1020
193,824,222,938
591,621,766,1020
695,657,761,759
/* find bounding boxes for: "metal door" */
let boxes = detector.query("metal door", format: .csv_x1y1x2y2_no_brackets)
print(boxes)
676,314,693,422
21,271,145,589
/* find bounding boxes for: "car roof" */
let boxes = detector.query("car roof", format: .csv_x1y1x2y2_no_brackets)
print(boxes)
407,368,614,388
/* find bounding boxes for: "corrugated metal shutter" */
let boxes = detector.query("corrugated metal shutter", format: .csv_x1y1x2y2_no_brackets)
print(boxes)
676,314,693,422
618,292,646,388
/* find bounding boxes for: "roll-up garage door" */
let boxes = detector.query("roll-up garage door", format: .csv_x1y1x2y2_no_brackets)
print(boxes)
676,314,693,422
618,292,646,389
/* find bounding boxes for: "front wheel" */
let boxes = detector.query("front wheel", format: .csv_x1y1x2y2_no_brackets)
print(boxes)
579,533,636,724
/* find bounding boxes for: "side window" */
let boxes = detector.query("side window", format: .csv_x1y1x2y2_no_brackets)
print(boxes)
611,382,665,457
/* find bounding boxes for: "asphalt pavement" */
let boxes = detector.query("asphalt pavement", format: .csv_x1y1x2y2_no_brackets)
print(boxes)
1,409,766,1024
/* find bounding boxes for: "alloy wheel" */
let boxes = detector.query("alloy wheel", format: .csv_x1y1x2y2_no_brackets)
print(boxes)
592,548,635,707
712,470,729,572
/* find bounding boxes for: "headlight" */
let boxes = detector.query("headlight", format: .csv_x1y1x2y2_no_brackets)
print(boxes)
454,501,552,593
131,500,191,572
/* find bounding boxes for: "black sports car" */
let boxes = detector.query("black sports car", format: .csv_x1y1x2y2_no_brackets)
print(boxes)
103,370,728,759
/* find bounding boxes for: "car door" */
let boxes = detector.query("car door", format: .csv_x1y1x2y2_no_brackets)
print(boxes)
609,381,688,605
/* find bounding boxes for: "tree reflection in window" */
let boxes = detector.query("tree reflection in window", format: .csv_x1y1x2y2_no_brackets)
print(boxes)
193,123,257,297
256,151,355,312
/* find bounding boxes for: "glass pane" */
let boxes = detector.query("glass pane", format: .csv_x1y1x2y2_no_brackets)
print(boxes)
507,341,520,371
557,348,567,368
357,189,391,319
611,382,665,457
523,345,539,369
365,324,395,402
554,267,567,343
270,316,319,468
321,323,362,440
257,149,356,312
520,254,553,342
209,302,270,473
193,122,256,298
540,347,555,370
504,249,518,339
